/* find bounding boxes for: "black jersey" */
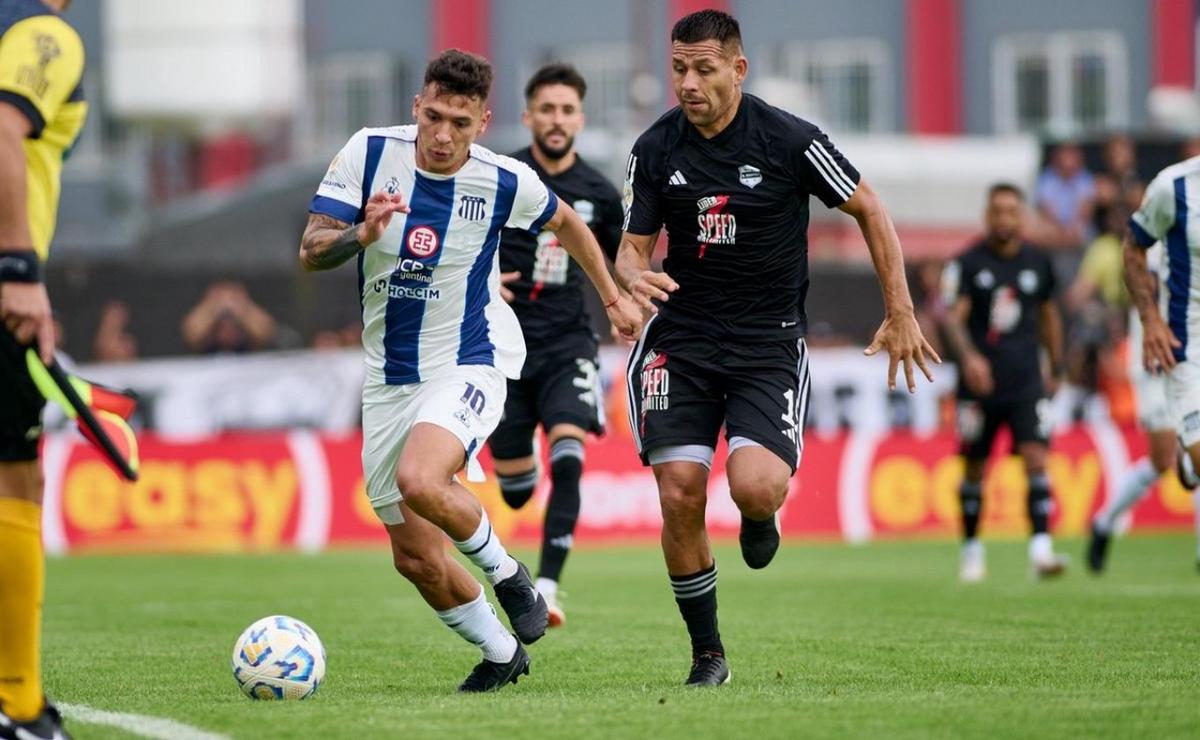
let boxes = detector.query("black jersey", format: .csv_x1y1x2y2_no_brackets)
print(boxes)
948,241,1056,402
499,147,623,348
623,93,861,340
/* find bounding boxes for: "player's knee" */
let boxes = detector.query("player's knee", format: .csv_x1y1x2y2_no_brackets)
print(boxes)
392,547,445,588
729,474,788,520
1150,444,1175,474
393,464,446,510
657,469,707,516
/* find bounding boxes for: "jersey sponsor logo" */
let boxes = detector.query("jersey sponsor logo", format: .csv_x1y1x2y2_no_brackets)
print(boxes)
321,154,346,190
407,226,440,258
386,283,441,301
573,199,595,224
987,286,1021,343
640,350,670,418
696,195,735,250
1018,269,1039,294
738,164,762,189
394,257,433,284
531,231,569,290
458,195,487,221
16,33,61,99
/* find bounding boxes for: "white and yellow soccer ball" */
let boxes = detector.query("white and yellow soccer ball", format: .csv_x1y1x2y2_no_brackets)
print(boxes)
231,615,326,700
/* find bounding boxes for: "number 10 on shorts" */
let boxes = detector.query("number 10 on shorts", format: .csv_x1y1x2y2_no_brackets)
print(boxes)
460,383,486,415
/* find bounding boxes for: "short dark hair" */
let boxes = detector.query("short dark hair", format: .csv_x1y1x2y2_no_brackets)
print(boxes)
988,182,1026,202
423,49,493,100
671,9,742,50
524,63,587,103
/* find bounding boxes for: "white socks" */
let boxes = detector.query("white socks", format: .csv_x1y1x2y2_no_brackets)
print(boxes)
435,587,517,663
535,577,558,604
1096,458,1158,533
1029,533,1054,563
453,510,519,585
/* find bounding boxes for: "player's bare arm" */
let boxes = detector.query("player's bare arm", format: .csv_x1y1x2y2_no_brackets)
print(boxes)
0,102,53,364
299,192,410,271
1124,233,1179,371
943,296,993,396
545,199,643,340
840,179,941,393
1038,300,1064,395
615,231,678,315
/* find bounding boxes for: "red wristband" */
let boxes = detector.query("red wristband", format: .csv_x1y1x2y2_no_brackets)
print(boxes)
603,296,620,309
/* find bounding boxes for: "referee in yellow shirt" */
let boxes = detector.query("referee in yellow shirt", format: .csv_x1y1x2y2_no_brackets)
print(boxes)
0,1,86,737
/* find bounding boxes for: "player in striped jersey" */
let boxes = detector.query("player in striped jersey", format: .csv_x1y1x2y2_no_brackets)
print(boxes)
1123,155,1200,565
301,50,640,693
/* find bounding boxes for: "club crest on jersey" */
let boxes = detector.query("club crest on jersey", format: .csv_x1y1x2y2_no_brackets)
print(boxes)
1018,269,1039,294
696,195,736,247
458,195,487,221
407,225,440,258
574,199,595,224
738,164,762,189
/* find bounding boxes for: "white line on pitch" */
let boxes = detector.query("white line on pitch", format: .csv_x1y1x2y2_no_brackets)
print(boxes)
58,703,231,740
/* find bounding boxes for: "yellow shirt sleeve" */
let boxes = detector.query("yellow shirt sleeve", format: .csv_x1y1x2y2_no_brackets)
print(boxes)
0,14,85,136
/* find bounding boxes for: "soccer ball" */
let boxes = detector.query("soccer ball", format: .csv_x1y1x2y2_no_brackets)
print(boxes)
231,615,326,700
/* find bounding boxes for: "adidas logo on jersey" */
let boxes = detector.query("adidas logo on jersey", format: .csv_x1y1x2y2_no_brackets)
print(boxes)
669,170,688,186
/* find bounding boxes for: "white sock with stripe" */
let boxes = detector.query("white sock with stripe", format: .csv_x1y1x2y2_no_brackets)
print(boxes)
1095,458,1157,533
453,510,518,585
435,587,517,663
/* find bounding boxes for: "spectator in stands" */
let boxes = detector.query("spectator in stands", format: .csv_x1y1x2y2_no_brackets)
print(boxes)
181,281,277,354
91,300,138,363
1035,142,1096,251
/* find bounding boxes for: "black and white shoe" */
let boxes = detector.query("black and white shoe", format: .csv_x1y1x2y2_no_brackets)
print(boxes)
739,515,780,569
0,701,70,740
457,642,530,693
685,652,731,687
1087,523,1111,574
493,561,548,644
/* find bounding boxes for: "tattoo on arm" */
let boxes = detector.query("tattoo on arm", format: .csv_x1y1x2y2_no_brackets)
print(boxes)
944,298,978,360
300,214,362,271
1123,241,1159,325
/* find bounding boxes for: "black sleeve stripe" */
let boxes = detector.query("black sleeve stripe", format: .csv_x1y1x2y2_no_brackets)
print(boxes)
0,90,45,138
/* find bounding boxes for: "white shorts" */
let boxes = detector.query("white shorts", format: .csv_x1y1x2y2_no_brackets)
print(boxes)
1166,359,1200,447
1133,371,1171,431
362,365,506,521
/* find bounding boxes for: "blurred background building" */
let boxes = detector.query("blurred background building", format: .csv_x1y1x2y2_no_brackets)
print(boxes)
50,0,1199,359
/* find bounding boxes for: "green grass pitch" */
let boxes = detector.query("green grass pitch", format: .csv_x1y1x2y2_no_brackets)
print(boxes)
44,536,1200,739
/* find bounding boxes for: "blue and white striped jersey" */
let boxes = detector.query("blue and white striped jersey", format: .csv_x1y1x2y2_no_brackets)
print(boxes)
1130,156,1200,362
309,126,559,385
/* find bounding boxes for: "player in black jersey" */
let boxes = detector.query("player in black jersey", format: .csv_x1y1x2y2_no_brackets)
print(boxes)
617,10,939,687
488,64,624,628
941,183,1066,582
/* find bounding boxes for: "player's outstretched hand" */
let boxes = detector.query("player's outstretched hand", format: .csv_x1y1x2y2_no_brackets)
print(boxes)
1143,315,1181,372
606,295,644,342
499,271,521,303
864,311,942,394
0,282,55,364
357,191,410,246
628,270,678,314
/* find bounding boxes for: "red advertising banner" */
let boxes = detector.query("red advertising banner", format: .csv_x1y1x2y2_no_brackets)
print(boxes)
39,422,1196,554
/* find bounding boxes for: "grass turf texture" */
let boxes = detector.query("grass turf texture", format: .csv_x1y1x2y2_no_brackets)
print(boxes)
44,536,1200,739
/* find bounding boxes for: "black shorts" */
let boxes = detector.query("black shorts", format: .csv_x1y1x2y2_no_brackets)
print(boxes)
0,327,45,462
625,316,810,472
956,396,1051,461
488,332,604,461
